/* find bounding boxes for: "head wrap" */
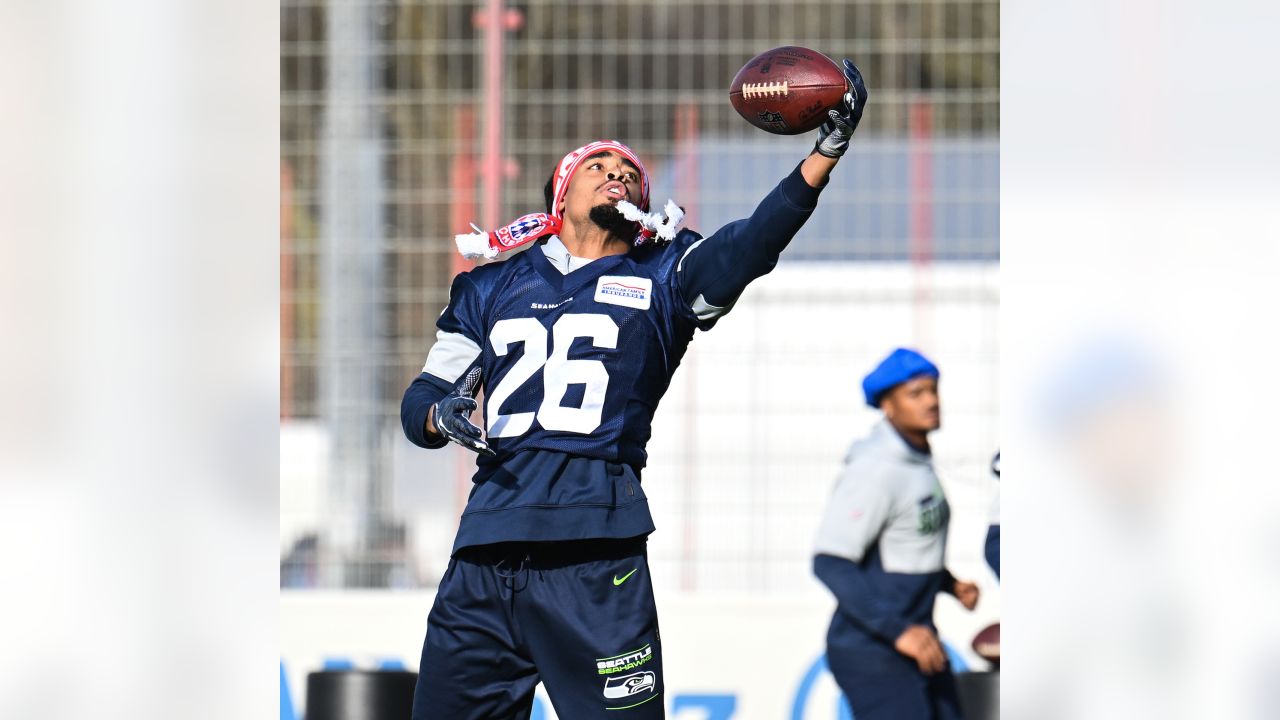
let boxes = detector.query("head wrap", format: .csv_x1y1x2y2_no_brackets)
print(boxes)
551,140,650,220
455,140,683,260
862,348,940,408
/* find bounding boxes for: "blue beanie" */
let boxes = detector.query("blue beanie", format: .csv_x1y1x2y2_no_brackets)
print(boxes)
862,348,940,408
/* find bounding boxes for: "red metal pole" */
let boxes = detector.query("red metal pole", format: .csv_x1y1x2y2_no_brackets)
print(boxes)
460,0,523,521
909,100,934,347
450,105,478,277
480,0,505,232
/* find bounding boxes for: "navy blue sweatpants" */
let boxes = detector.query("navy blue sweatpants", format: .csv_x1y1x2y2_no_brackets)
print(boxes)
412,537,664,719
827,616,963,720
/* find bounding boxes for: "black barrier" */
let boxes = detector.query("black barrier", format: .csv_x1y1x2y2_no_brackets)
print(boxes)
306,670,417,720
955,671,999,720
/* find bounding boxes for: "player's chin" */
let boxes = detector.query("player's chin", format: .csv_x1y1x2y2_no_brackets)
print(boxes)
589,202,622,221
588,203,634,236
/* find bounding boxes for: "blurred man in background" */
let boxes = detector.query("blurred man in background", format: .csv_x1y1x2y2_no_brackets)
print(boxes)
401,63,866,720
813,347,980,720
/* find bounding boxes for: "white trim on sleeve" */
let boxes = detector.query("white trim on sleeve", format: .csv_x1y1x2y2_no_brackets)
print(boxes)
690,293,730,321
422,330,482,383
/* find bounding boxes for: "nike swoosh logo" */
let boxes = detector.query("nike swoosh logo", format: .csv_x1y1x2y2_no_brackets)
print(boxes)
613,569,638,586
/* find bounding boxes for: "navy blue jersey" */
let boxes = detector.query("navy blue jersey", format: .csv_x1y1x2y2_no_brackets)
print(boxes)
403,163,824,552
442,232,702,468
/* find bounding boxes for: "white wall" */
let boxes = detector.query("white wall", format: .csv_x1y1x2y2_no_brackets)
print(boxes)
281,589,997,720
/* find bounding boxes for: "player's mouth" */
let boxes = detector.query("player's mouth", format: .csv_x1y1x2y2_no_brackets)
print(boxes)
598,181,628,202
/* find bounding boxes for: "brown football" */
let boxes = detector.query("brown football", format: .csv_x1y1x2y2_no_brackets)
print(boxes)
972,622,1000,664
728,46,847,135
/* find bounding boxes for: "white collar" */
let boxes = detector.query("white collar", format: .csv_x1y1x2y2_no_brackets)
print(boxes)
540,235,598,275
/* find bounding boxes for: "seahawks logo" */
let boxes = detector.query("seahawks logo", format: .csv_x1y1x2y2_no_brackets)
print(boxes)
917,494,950,534
603,671,656,700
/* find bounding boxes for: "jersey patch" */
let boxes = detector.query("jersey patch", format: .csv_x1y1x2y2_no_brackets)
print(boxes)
595,276,653,311
916,493,949,535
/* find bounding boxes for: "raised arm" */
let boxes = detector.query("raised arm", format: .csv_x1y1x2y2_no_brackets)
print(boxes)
674,59,867,325
673,164,823,324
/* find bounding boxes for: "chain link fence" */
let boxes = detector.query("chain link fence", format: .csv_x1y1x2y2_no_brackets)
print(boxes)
281,0,998,589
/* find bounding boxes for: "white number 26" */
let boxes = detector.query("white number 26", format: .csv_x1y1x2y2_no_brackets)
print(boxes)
485,313,618,437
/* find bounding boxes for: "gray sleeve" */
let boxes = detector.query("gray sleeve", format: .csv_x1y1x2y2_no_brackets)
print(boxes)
813,460,898,562
422,328,482,383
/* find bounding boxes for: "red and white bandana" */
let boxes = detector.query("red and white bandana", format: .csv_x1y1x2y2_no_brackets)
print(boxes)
455,140,680,260
550,140,650,220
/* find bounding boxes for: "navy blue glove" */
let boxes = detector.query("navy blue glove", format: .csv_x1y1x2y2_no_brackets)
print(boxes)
814,59,869,159
431,366,496,457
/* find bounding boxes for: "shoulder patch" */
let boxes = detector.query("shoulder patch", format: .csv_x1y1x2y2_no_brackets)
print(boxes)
594,275,653,310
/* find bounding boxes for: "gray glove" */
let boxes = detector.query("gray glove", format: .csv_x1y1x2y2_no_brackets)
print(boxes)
814,59,869,159
431,366,496,457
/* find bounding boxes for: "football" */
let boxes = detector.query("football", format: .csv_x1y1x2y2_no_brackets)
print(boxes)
972,622,1000,664
728,46,847,135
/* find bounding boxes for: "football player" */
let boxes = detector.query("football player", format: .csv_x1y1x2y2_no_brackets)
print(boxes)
400,61,866,720
812,348,980,720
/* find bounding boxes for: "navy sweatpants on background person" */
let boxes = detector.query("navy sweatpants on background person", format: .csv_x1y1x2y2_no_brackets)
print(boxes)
412,537,664,720
827,614,963,720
